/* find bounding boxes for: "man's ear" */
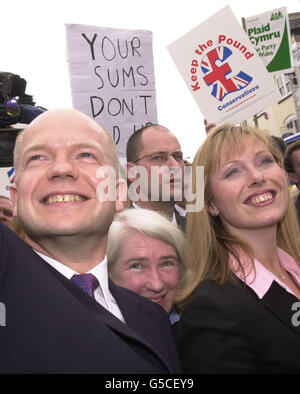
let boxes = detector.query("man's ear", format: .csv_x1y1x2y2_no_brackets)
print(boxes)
206,201,219,217
115,178,128,212
127,161,137,183
10,184,18,217
287,171,299,185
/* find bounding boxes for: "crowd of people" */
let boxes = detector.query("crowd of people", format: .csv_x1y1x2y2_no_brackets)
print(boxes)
1,108,300,374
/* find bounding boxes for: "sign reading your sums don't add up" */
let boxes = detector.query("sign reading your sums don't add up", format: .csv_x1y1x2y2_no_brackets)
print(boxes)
167,6,281,125
66,24,157,159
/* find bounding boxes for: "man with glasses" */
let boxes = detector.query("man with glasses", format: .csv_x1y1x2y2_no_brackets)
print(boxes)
126,124,186,231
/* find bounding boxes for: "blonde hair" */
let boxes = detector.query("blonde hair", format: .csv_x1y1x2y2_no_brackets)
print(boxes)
176,123,300,306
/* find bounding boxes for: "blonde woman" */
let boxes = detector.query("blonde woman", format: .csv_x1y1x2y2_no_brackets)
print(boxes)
175,123,300,373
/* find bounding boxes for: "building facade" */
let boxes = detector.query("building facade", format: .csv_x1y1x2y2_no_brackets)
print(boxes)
247,12,300,139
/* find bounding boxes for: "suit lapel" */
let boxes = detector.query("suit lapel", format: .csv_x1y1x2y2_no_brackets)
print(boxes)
42,261,172,372
109,279,173,372
261,281,300,337
109,279,157,338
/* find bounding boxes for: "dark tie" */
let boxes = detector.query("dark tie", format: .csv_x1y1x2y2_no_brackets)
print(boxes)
70,273,99,298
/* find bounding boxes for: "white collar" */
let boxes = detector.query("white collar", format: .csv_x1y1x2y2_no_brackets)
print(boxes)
34,250,110,295
133,201,182,226
174,204,187,217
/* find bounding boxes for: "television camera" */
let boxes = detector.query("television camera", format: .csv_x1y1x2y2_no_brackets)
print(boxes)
0,72,46,167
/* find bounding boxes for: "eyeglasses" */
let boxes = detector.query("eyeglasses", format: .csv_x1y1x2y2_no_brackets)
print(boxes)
133,151,186,164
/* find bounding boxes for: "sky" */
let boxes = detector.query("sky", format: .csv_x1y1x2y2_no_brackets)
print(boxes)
2,0,300,161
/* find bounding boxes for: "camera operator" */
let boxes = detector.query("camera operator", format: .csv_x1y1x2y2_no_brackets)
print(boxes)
0,72,46,196
0,72,46,129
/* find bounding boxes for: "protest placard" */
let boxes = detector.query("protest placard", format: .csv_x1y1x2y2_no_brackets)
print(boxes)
66,24,157,158
167,6,281,125
244,7,293,75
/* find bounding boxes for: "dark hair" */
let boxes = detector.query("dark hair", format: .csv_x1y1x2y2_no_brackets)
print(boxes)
284,140,300,173
271,136,287,156
126,123,165,162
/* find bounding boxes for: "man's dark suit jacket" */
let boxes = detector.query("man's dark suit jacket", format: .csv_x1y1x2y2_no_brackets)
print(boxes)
174,210,186,232
175,278,300,373
0,224,181,374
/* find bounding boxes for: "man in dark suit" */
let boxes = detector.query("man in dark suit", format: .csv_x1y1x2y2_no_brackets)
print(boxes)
126,124,186,232
0,109,181,374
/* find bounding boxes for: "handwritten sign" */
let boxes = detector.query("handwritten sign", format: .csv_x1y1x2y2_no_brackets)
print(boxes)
167,6,280,125
66,24,157,158
244,7,293,75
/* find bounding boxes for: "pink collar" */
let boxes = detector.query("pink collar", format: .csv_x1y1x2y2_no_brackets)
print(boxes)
231,248,300,299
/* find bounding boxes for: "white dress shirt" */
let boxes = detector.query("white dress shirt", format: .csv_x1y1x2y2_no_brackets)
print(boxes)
132,201,184,227
34,251,125,323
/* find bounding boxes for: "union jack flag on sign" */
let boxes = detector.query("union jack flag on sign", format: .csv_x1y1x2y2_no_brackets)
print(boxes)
201,46,253,102
7,167,15,185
